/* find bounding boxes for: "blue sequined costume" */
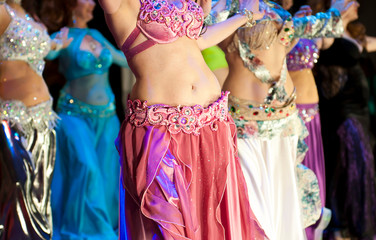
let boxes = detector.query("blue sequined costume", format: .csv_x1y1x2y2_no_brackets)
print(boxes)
46,28,128,240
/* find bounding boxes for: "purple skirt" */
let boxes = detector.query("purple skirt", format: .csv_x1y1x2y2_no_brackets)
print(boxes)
297,103,326,239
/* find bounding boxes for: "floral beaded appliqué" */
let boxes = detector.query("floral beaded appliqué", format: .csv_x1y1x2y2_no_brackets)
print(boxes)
138,0,204,40
126,92,229,135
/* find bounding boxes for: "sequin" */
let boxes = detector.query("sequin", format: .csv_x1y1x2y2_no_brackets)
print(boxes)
0,98,58,134
126,92,229,136
0,5,51,76
298,104,319,123
287,39,319,71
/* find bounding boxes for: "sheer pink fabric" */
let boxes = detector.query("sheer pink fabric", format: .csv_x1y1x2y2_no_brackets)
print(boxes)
116,92,266,239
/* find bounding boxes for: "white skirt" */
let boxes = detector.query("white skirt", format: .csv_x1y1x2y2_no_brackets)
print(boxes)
238,136,306,240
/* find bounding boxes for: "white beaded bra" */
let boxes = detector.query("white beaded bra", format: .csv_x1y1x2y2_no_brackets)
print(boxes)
0,4,51,76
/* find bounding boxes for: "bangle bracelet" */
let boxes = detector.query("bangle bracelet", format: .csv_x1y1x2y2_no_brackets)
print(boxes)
238,8,256,27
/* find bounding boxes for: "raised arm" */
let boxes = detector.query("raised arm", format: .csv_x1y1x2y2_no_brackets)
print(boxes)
46,28,72,60
366,36,376,53
198,0,263,50
293,0,359,39
98,0,122,14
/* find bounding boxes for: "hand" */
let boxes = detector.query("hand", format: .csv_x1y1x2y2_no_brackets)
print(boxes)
53,27,73,50
239,0,264,21
294,5,312,18
331,0,358,17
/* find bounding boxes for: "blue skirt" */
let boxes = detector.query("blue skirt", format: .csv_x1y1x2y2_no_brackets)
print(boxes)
51,91,120,240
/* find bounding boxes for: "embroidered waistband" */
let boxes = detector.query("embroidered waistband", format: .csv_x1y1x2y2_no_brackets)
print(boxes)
57,91,116,118
0,98,58,133
296,103,319,123
228,93,297,121
126,92,230,135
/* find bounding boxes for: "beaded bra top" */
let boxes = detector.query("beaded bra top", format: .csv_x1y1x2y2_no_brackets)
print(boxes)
122,0,204,60
0,5,51,76
48,28,113,81
287,39,319,71
226,1,295,104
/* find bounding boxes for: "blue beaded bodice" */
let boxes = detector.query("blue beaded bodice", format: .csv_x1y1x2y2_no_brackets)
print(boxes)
0,4,51,76
47,28,125,81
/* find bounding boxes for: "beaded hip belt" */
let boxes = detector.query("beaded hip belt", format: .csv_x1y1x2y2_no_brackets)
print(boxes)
57,90,116,118
126,92,230,135
0,98,58,133
228,93,297,121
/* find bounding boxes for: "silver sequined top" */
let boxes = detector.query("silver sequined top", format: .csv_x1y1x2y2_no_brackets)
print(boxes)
0,4,51,76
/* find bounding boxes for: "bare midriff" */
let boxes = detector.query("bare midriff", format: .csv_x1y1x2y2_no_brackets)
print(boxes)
223,43,295,106
0,60,50,107
289,69,319,104
128,37,221,107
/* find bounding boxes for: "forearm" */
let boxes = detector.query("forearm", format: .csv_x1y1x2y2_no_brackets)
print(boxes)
198,14,246,50
293,8,343,39
366,36,376,53
113,50,129,68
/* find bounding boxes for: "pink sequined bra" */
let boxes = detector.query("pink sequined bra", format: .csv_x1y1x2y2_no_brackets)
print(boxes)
122,0,204,60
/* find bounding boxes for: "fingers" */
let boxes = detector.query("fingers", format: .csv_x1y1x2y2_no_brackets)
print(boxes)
294,5,312,18
341,1,359,18
253,9,265,20
63,37,74,48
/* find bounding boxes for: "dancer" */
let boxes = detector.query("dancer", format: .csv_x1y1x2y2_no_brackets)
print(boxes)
315,0,376,238
208,0,351,238
0,0,70,239
99,0,268,238
287,35,331,240
42,0,129,239
286,0,342,238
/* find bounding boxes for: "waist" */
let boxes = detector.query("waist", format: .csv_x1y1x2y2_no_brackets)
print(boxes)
0,73,51,107
126,91,230,135
57,90,116,118
130,74,221,107
228,91,297,121
0,98,58,133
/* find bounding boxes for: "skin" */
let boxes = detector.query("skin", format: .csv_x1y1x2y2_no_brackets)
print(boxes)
0,1,51,106
98,0,263,107
222,0,352,107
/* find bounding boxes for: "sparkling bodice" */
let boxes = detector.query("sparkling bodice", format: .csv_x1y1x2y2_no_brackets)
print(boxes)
287,39,319,71
138,0,204,43
0,4,51,76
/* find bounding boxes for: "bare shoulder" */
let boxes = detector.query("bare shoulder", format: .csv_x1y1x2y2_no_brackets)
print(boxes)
100,0,140,48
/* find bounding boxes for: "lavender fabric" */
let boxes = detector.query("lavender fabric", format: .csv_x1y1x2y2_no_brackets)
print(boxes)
297,103,326,240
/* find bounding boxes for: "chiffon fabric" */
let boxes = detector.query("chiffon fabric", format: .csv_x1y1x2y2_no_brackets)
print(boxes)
51,91,119,240
229,95,321,240
297,103,327,240
116,92,266,239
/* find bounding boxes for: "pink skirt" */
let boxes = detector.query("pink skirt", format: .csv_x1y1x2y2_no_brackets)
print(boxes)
116,92,266,240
